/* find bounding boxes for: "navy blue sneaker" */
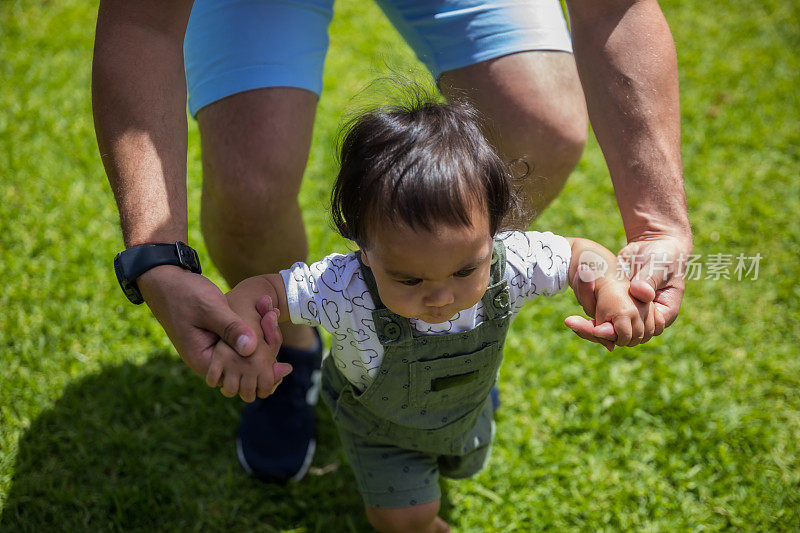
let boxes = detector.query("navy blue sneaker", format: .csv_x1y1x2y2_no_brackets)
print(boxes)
236,329,322,483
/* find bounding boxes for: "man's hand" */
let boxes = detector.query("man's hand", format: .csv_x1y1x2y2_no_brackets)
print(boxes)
205,297,291,402
566,234,691,348
617,235,692,330
137,265,258,376
566,265,656,351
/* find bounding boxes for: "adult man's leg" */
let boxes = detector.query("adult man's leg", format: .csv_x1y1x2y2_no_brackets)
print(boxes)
198,88,322,482
184,0,335,482
439,51,588,219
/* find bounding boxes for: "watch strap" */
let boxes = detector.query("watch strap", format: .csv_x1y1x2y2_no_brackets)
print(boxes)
115,242,202,304
123,241,202,280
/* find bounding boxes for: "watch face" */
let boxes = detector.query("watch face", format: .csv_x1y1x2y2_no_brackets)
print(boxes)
175,241,202,274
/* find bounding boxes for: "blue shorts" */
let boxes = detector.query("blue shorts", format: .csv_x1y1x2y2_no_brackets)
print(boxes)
184,0,573,116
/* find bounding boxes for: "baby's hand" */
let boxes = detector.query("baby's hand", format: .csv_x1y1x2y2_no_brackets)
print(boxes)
205,297,292,402
566,264,659,351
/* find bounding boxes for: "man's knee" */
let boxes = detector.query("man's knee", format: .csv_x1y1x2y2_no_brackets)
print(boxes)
365,501,443,533
197,87,316,220
499,80,588,171
518,109,586,174
440,51,588,176
202,153,304,220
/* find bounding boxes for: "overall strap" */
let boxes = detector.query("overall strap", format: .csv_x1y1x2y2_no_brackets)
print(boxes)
356,251,414,344
489,238,507,285
355,251,385,309
482,239,510,321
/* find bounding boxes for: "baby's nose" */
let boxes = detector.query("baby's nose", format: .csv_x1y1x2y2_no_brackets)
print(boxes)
425,287,455,307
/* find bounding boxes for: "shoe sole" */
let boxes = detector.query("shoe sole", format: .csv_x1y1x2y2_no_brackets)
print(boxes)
236,436,316,483
291,438,316,482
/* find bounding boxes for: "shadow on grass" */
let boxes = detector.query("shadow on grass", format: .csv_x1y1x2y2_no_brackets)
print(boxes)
1,354,378,531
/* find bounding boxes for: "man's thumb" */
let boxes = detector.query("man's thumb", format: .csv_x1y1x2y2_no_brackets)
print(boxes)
629,256,667,303
202,306,257,356
629,279,656,303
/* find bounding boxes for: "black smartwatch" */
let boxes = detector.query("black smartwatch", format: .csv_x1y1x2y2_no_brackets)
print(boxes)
114,241,202,304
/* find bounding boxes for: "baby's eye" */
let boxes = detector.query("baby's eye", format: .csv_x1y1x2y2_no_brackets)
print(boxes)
399,278,422,286
454,268,476,278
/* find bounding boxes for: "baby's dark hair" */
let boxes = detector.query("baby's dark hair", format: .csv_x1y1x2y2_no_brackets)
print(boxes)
331,95,519,248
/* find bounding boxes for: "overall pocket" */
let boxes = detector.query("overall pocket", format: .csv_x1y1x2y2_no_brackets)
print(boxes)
408,343,500,411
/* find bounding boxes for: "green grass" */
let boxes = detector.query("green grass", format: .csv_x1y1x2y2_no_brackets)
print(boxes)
1,0,799,530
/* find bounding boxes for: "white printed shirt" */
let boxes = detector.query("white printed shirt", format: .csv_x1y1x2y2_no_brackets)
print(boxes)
280,231,571,391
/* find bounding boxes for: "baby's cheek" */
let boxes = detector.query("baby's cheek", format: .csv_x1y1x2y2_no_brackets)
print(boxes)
382,291,415,318
457,284,484,312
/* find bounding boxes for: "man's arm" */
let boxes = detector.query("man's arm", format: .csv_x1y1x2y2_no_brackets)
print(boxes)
566,0,692,327
93,0,258,375
93,0,194,247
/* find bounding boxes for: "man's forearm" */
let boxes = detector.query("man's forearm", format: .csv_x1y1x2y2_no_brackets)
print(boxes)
567,0,690,242
92,0,194,248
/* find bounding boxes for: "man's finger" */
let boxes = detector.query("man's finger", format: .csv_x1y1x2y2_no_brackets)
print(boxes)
200,304,257,357
629,280,656,303
654,306,667,337
628,252,671,294
641,302,656,344
654,285,684,327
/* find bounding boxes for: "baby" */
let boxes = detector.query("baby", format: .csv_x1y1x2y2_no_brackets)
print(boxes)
207,98,653,532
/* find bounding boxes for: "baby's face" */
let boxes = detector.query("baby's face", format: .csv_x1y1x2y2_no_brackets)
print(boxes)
361,205,493,324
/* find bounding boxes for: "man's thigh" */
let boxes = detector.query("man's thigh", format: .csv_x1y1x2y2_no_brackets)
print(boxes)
196,88,318,281
378,0,587,214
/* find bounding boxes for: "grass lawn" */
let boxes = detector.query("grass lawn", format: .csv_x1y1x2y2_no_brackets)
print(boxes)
1,0,799,530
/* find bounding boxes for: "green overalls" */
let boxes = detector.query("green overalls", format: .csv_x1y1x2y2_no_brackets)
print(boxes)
320,240,511,508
